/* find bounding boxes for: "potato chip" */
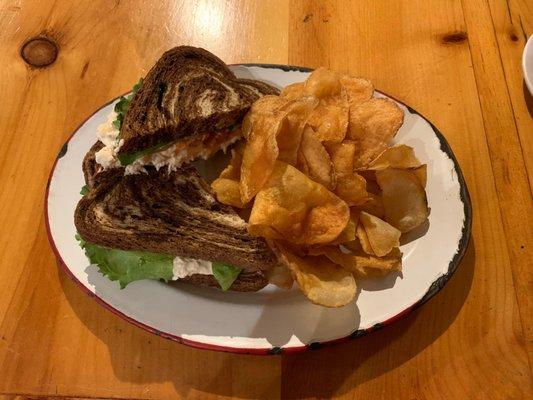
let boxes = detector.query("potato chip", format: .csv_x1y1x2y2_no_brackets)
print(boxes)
277,98,318,165
251,95,290,116
366,145,421,170
276,244,357,307
249,161,349,244
376,168,429,232
280,82,304,100
308,246,401,278
212,147,245,207
330,215,357,244
240,115,283,203
347,98,404,167
356,193,385,218
340,75,374,108
411,164,427,188
357,170,380,194
267,264,294,289
352,247,402,278
355,221,374,255
342,240,363,253
334,172,368,206
307,246,355,269
242,95,289,139
306,101,349,142
211,179,244,208
241,113,253,140
326,141,356,174
357,169,376,182
296,127,335,189
359,211,400,256
303,67,342,99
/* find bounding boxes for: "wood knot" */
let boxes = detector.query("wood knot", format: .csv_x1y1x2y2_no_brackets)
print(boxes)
509,32,518,42
20,37,58,67
441,31,468,44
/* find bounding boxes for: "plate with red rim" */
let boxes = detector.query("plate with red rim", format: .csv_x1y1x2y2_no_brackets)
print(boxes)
45,64,472,354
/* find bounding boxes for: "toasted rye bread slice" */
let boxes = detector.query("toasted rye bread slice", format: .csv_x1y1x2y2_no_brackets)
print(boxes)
75,164,276,272
81,143,271,292
118,46,279,157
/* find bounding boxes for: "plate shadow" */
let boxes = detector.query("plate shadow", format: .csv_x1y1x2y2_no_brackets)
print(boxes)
280,239,475,399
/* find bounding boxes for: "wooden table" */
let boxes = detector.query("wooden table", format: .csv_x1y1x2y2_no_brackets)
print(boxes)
1,1,531,399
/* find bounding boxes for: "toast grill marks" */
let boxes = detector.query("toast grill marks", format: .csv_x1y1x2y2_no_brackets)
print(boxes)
75,167,276,271
119,46,269,156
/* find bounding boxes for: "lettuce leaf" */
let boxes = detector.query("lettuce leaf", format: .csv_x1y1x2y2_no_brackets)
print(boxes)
212,262,242,291
76,235,242,290
113,78,143,130
76,235,173,288
80,185,89,195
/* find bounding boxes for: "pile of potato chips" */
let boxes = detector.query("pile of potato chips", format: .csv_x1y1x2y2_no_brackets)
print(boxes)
212,68,429,307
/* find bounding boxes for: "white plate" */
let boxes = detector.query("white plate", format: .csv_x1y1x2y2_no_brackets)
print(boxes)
45,65,472,354
523,35,533,95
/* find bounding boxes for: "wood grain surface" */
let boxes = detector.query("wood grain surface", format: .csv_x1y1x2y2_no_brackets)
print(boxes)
0,1,531,399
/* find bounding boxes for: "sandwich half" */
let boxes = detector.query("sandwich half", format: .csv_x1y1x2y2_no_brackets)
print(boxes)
76,46,279,291
93,45,279,177
76,160,276,291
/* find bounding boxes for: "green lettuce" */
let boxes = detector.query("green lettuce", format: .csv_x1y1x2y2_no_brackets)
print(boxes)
80,185,89,195
76,234,173,288
212,262,242,291
76,235,242,290
113,78,143,130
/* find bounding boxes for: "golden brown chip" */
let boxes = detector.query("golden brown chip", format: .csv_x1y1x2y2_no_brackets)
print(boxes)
276,244,357,307
347,98,404,168
242,95,289,139
309,246,402,278
411,164,427,188
355,221,374,255
376,168,429,232
267,264,294,289
365,145,421,171
251,95,290,116
212,147,245,207
326,141,356,174
249,161,349,245
280,82,304,100
277,98,318,165
307,246,356,270
303,67,342,99
357,169,377,182
342,240,363,253
334,172,368,206
296,127,335,189
330,214,357,244
211,179,245,208
240,114,284,203
352,247,402,278
340,75,374,108
356,193,385,218
359,211,401,257
306,100,349,142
